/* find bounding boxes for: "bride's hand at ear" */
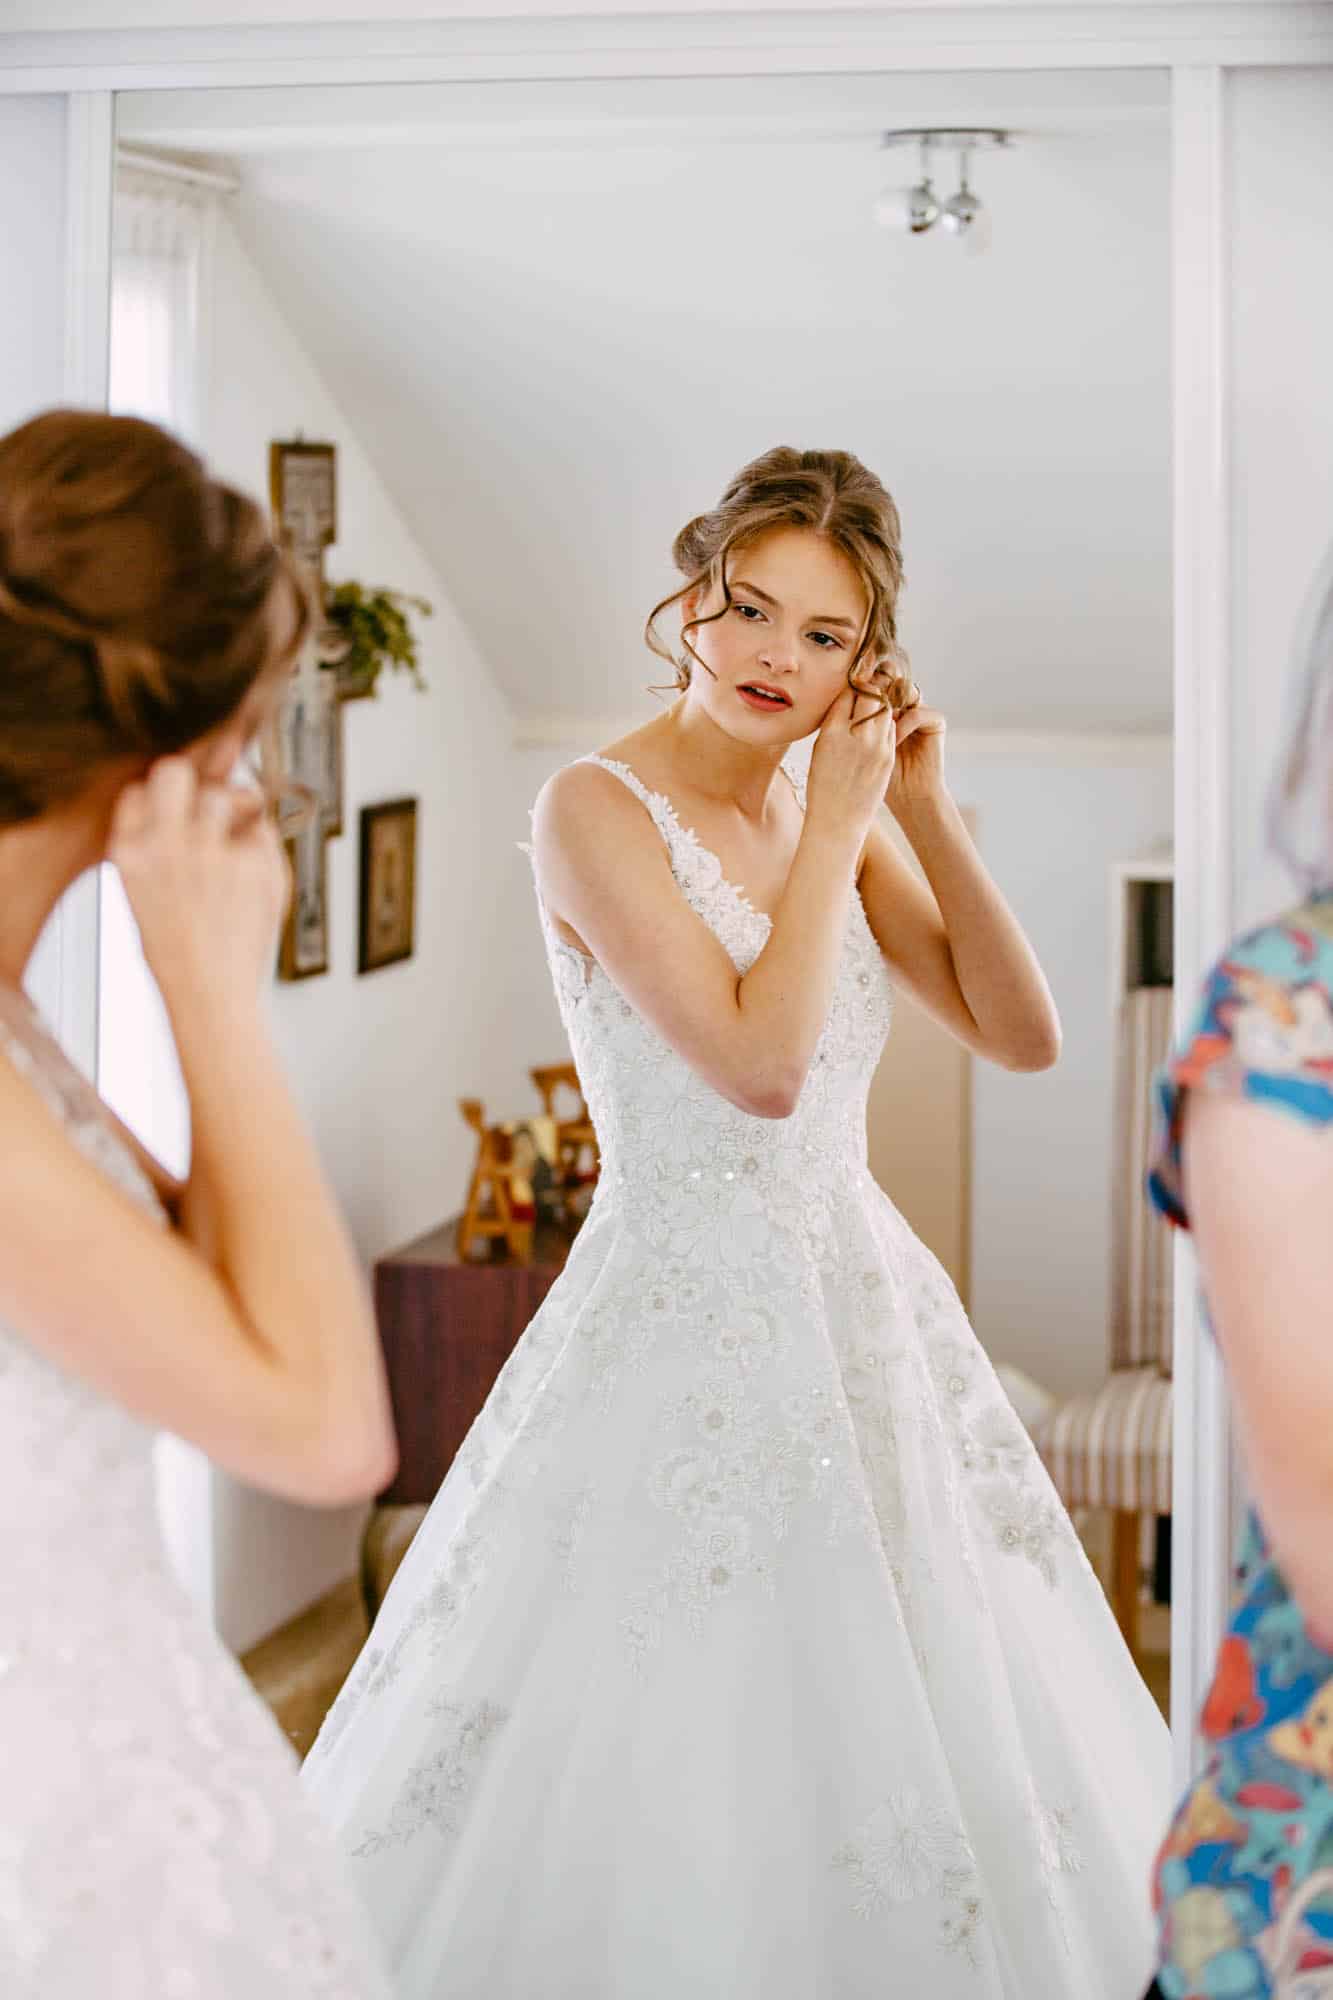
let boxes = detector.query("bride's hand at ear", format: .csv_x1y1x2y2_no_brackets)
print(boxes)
885,688,948,815
108,757,292,1016
806,678,899,844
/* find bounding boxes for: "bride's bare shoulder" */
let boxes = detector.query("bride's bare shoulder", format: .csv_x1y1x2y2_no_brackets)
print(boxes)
532,758,659,865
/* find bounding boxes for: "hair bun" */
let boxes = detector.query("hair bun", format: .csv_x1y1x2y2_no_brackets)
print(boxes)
0,407,308,827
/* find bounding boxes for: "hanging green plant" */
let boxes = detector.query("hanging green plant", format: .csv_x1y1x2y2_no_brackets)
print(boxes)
324,582,433,698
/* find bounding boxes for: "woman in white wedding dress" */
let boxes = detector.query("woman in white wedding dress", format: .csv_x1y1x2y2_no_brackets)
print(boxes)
0,410,396,1997
305,446,1171,1996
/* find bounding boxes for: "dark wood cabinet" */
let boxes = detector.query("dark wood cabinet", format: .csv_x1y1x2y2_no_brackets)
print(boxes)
373,1219,569,1505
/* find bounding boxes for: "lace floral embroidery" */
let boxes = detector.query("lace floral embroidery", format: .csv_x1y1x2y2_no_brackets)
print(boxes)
834,1788,978,1920
351,1701,509,1858
1030,1794,1083,1879
941,1896,987,1969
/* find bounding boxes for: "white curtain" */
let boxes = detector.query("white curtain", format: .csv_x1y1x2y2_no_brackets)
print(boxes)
101,171,213,1180
109,179,205,437
105,170,219,1617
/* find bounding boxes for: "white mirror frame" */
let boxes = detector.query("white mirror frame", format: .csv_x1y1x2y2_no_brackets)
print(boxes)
4,1,1332,1795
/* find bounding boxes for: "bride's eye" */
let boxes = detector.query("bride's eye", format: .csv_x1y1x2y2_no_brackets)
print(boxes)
732,603,763,622
808,631,842,650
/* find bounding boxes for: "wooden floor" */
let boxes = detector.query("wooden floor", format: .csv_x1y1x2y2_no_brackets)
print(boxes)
241,1573,370,1760
242,1505,1172,1762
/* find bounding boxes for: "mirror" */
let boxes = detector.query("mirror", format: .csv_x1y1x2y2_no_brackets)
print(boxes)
109,65,1175,1992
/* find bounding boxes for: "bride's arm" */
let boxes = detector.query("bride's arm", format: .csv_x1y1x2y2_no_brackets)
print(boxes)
855,706,1061,1073
533,689,893,1119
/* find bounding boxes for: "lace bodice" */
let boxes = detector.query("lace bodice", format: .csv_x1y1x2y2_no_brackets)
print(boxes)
536,755,894,1229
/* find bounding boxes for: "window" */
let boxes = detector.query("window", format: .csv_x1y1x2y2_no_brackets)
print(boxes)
105,168,219,1616
102,172,213,1179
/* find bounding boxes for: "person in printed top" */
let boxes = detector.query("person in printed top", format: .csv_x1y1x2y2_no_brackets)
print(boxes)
1146,544,1333,2000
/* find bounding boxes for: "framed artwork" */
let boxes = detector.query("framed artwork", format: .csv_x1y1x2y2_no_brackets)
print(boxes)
277,662,343,839
269,440,337,563
269,438,372,703
279,819,330,982
359,799,418,974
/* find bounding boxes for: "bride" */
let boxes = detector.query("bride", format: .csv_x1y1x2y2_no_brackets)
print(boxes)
304,445,1171,1997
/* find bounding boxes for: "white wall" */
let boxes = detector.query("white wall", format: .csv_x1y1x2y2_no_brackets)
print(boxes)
0,99,66,433
200,213,523,1651
1228,67,1333,931
505,735,1171,1403
952,750,1170,1400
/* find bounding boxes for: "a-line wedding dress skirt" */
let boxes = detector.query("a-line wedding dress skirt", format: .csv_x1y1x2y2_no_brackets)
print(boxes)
304,754,1171,1998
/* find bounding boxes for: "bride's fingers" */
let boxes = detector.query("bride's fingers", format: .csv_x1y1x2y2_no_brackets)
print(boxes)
824,682,865,729
894,704,945,745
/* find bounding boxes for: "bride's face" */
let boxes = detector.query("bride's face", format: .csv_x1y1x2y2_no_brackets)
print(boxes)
680,526,870,744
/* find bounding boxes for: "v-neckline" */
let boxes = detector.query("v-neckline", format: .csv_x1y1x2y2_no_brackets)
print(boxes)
591,754,809,935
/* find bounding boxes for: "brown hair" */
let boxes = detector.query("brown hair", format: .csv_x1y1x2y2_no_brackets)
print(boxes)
645,445,915,710
0,407,310,827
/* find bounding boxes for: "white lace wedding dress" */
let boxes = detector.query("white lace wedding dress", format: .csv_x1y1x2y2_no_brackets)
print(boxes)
304,754,1171,1998
0,993,391,2000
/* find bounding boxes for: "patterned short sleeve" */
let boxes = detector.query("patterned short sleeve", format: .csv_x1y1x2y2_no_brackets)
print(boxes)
1147,903,1333,1231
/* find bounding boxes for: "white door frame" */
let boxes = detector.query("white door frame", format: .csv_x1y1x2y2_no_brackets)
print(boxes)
1168,61,1235,1783
5,4,1330,1791
35,91,114,1080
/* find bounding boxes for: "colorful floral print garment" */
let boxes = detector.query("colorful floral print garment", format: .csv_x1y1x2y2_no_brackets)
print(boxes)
1147,898,1333,1999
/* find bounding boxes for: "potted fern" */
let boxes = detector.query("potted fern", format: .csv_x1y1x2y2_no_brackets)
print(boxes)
323,582,432,699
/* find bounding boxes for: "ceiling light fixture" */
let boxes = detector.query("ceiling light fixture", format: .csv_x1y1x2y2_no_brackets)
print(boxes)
873,128,1012,249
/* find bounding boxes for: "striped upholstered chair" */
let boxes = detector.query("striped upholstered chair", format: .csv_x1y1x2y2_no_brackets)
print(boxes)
1040,986,1175,1658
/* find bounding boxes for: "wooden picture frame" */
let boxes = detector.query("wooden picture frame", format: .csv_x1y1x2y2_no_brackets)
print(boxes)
269,439,337,559
359,799,418,974
279,819,331,982
269,439,374,703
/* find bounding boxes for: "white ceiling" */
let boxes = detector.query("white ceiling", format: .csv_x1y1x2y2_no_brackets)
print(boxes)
120,70,1172,734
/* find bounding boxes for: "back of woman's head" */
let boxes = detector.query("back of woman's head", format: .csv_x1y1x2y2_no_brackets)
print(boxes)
646,445,910,700
1269,544,1333,893
0,408,308,826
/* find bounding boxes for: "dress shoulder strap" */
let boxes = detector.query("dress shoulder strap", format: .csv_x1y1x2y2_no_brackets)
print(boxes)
578,754,680,850
0,997,166,1223
781,757,808,813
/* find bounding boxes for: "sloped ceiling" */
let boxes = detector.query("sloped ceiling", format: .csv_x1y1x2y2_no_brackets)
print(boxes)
121,71,1172,734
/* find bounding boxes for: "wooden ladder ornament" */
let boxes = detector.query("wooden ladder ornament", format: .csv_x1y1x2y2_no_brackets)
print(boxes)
529,1063,600,1223
456,1099,536,1263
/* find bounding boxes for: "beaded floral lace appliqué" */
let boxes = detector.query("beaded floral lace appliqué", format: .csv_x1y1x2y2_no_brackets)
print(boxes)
834,1789,988,1969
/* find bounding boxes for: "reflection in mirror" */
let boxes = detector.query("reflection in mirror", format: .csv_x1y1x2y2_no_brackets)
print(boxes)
108,68,1176,1996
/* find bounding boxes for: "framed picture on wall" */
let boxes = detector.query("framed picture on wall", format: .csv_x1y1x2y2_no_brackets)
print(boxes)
359,798,417,974
269,439,337,563
279,819,330,982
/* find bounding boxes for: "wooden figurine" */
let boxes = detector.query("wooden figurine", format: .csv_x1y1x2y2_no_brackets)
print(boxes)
529,1063,601,1222
456,1100,541,1263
